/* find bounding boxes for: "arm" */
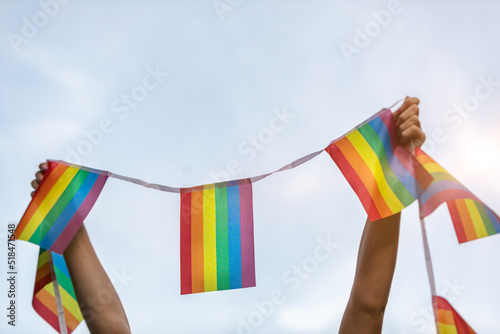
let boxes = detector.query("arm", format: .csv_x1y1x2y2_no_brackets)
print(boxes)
32,164,131,334
339,97,425,333
339,214,401,333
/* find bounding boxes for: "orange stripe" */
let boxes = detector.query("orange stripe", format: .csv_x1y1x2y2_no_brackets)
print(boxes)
35,287,58,315
191,190,205,293
15,164,69,235
416,152,437,165
456,199,478,241
336,137,393,218
437,309,456,326
63,306,80,331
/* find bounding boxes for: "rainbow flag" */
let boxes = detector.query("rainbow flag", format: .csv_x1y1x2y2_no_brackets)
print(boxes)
180,180,256,295
15,160,109,253
325,109,433,222
415,148,500,243
33,249,84,334
433,296,475,334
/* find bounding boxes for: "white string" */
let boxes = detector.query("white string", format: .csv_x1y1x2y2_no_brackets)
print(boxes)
408,139,439,333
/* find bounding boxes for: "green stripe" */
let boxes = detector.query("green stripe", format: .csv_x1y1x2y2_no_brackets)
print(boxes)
475,201,497,236
431,171,458,183
215,185,230,290
29,170,89,244
358,126,414,206
54,266,77,299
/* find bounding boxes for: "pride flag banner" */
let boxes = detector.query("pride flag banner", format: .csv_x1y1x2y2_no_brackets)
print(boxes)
15,160,109,253
325,109,433,222
33,249,84,334
433,296,475,334
180,180,256,295
415,148,500,243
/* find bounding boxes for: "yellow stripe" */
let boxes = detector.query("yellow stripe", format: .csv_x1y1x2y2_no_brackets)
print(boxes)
203,186,217,292
422,162,450,175
59,286,83,321
44,284,83,321
37,251,51,269
438,322,459,334
464,199,488,239
346,131,404,213
45,283,55,296
19,167,79,240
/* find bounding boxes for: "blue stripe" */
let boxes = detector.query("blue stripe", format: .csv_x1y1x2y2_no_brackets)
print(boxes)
227,185,242,289
419,180,471,206
368,117,419,198
39,172,98,250
51,252,71,278
484,205,500,233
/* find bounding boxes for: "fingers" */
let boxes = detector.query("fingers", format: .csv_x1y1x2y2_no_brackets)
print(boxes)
39,162,48,172
394,97,419,121
30,162,48,198
400,125,426,148
35,171,44,183
394,97,425,148
396,103,419,127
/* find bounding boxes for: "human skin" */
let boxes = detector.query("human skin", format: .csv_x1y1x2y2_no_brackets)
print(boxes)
339,97,425,333
32,166,131,334
30,97,424,334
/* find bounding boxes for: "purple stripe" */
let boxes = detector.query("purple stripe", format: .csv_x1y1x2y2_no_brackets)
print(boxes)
51,175,108,253
39,172,98,250
484,205,500,233
420,180,473,206
238,181,256,288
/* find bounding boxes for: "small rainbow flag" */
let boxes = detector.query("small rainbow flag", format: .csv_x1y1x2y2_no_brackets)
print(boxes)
415,148,500,243
15,160,109,253
33,249,84,334
325,109,433,222
433,296,475,334
180,180,256,295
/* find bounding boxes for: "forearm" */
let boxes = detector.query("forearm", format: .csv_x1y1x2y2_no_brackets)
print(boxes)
64,225,131,334
339,213,401,334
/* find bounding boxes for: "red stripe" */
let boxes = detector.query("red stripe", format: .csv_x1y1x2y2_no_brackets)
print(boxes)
34,274,52,294
180,192,192,295
447,201,468,244
452,310,475,334
434,296,475,333
325,142,382,221
420,189,480,218
433,295,452,311
33,294,60,332
50,175,108,253
15,162,68,237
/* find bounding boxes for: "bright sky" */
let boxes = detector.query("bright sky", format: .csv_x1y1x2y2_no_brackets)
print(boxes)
1,1,500,333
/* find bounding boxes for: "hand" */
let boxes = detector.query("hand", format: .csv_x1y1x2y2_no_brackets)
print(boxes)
393,97,426,149
31,162,48,197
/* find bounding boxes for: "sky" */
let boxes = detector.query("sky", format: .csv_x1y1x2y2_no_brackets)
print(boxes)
1,1,500,333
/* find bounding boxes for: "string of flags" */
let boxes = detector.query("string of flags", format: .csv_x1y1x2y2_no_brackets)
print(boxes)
14,102,497,333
